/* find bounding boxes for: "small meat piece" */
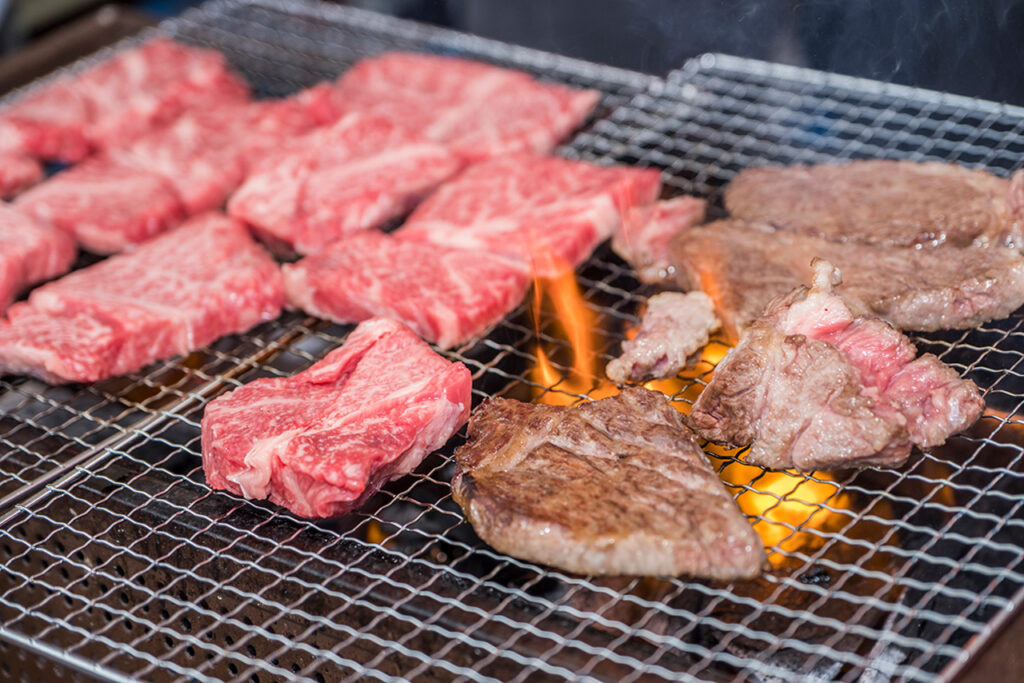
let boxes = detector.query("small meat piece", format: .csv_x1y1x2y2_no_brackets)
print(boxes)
283,231,530,349
0,38,249,162
228,114,461,254
15,157,186,254
451,387,763,578
332,52,600,163
672,220,1024,340
612,196,706,283
398,154,661,277
0,204,76,312
0,149,44,198
606,292,720,384
725,161,1024,248
690,260,984,471
0,213,283,383
202,317,472,518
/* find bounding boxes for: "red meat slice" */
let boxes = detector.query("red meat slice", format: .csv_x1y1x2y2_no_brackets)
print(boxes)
282,231,530,349
201,317,472,518
0,38,249,163
397,154,661,276
0,204,75,312
15,157,186,254
0,152,43,198
228,113,461,254
0,213,283,383
612,196,707,284
332,52,600,163
15,90,328,253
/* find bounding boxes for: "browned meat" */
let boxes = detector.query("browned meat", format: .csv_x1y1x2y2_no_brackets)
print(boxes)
451,387,763,579
606,292,720,383
612,196,707,284
725,161,1024,248
689,260,984,472
672,219,1024,340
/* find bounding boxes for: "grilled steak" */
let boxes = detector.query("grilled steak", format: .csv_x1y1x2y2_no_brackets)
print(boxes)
690,260,984,471
612,196,707,284
606,292,720,383
451,387,763,579
203,317,471,518
672,219,1024,340
725,161,1024,248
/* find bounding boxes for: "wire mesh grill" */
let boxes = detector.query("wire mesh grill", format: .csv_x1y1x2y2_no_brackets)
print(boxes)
2,1,1024,681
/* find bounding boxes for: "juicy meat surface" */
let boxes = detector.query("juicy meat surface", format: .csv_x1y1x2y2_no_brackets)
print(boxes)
0,38,249,163
228,113,461,254
0,213,283,383
202,317,472,518
397,154,661,277
725,161,1024,248
283,231,530,349
15,157,186,254
612,196,706,284
451,387,763,578
331,52,600,163
0,152,43,198
15,91,328,253
606,292,720,384
0,204,76,312
672,220,1024,340
690,260,984,471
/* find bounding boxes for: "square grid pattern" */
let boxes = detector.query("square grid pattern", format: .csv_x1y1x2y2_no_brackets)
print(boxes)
1,2,1023,682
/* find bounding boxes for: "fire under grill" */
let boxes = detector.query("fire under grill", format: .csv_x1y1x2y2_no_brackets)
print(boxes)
2,0,1024,681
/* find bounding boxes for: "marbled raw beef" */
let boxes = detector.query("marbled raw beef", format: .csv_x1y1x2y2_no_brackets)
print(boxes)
0,203,75,312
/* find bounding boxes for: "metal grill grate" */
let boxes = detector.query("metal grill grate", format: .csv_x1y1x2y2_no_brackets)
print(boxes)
2,1,1024,681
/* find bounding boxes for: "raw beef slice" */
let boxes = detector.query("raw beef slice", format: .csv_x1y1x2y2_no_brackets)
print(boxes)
672,219,1024,340
0,150,43,198
689,260,984,471
725,160,1024,249
283,231,530,349
452,387,763,578
332,52,600,162
612,196,706,284
0,203,76,312
0,213,283,383
202,317,472,518
228,113,461,254
397,154,661,277
0,37,249,162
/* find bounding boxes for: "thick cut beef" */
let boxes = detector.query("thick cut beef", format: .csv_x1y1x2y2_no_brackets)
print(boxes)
452,387,763,578
0,213,283,383
283,231,530,349
725,161,1024,248
331,52,599,163
202,317,472,518
606,292,720,384
0,38,249,163
612,196,706,283
16,91,327,253
0,151,43,198
690,261,984,471
228,114,461,254
0,204,75,312
398,154,661,277
672,220,1024,340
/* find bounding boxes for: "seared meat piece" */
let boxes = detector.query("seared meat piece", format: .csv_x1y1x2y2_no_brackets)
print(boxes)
606,292,720,383
725,161,1024,248
612,196,706,284
690,260,984,472
672,220,1024,340
451,387,763,579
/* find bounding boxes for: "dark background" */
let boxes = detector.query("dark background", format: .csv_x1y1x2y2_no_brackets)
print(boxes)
4,0,1024,106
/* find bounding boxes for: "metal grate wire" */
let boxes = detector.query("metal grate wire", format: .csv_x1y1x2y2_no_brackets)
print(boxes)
2,1,1024,681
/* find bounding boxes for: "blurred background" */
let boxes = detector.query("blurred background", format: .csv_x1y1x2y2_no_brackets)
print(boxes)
2,0,1024,105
